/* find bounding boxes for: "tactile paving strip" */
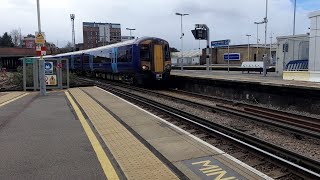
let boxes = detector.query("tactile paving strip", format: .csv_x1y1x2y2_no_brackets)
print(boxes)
0,92,26,105
69,88,178,180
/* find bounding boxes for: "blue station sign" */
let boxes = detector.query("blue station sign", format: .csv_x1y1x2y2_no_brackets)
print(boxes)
45,62,53,74
224,53,240,61
211,39,231,47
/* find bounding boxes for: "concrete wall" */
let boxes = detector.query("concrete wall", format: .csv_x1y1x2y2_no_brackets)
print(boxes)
216,47,269,65
309,11,320,72
201,46,271,65
170,75,320,114
276,34,309,76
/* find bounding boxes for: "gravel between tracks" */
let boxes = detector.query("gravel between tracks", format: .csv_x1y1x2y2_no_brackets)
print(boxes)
120,87,320,162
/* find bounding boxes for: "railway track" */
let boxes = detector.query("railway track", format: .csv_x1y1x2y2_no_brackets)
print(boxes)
86,78,320,138
84,79,320,179
170,89,320,137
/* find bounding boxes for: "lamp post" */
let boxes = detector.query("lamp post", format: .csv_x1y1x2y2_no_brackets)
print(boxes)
36,0,46,96
246,34,251,61
263,0,268,76
254,21,264,61
70,14,75,51
293,0,296,35
175,12,189,71
126,28,136,39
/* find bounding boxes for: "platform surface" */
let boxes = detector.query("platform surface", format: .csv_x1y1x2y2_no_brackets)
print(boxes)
172,70,320,90
0,91,106,179
0,89,272,180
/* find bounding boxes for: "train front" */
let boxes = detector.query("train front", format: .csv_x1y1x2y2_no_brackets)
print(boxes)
137,38,171,84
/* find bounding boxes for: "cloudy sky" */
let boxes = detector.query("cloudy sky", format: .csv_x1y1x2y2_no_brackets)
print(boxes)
0,0,319,50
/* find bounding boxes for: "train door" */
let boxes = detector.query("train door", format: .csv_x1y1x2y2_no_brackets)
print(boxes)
89,55,93,71
153,44,164,73
71,55,75,69
111,47,118,73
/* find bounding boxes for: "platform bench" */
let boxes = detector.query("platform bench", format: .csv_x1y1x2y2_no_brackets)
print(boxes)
241,62,266,74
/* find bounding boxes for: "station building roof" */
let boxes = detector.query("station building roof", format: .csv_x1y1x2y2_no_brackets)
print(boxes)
171,50,202,58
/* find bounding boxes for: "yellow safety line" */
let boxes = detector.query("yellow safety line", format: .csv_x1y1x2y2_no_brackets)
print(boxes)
0,93,29,108
65,91,119,180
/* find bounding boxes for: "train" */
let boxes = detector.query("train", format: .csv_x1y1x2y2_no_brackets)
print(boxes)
44,37,172,85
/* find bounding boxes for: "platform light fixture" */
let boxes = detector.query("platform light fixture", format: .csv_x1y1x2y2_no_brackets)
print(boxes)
126,28,136,40
175,12,189,71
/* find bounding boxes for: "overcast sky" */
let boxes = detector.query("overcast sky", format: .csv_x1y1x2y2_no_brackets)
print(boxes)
0,0,319,50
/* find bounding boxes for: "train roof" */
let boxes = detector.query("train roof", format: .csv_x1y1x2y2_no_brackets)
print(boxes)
42,37,168,58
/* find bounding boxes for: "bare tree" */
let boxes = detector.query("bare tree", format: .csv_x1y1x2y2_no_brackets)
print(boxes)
10,29,21,47
65,42,73,50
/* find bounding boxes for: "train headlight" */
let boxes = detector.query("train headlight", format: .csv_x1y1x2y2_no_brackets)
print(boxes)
165,64,171,70
142,65,149,71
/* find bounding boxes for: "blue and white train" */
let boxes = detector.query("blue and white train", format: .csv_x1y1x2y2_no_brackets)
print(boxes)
45,37,172,85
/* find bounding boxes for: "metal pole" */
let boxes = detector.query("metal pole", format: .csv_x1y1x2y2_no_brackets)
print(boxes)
70,14,75,51
246,35,251,61
263,0,268,76
181,15,184,71
248,36,250,61
203,25,210,72
199,39,201,61
23,59,26,91
37,0,41,32
256,24,259,60
270,32,272,64
37,0,46,96
293,0,296,35
228,44,230,72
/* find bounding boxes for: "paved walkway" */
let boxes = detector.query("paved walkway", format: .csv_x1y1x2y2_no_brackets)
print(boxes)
0,91,105,179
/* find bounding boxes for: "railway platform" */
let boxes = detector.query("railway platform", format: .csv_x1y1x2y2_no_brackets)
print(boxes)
170,70,320,114
0,88,272,179
171,70,320,90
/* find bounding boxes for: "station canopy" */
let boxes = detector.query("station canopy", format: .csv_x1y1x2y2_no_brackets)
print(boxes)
171,50,202,58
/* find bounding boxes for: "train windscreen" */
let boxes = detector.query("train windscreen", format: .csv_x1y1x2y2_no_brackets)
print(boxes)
140,45,150,61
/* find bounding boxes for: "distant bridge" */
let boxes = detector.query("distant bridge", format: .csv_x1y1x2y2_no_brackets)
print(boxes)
0,48,36,70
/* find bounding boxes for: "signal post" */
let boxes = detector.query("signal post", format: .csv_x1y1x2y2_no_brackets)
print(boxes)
192,24,210,71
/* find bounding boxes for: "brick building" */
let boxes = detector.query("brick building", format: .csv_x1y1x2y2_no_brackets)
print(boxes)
83,22,121,49
201,44,276,65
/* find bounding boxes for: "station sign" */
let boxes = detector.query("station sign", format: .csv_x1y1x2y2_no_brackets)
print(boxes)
224,53,240,61
35,32,46,56
45,62,53,74
25,58,34,64
211,39,231,47
45,75,57,86
35,32,45,44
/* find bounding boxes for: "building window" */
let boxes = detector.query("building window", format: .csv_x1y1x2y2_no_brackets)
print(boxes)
283,44,288,52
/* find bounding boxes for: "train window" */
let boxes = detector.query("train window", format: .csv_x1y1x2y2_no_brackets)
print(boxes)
126,47,133,62
83,55,90,64
117,49,127,62
164,45,170,59
94,56,110,63
75,56,81,64
140,45,150,61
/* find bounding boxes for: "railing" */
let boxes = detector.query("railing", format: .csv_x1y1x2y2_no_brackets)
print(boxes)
285,60,308,71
